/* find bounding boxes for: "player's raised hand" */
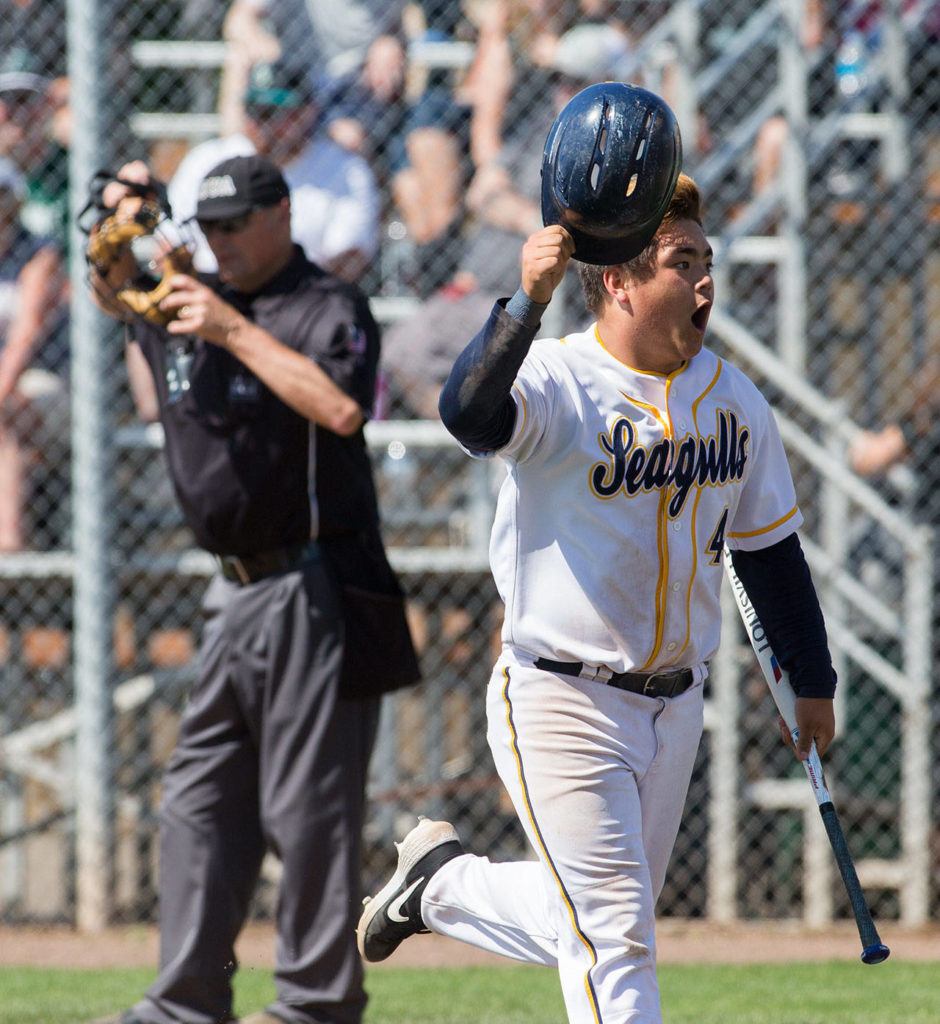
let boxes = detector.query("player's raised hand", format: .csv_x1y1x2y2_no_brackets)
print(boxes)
521,225,575,304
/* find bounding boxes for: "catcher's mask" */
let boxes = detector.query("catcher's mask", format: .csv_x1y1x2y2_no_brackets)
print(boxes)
78,169,173,233
540,82,682,265
79,169,195,325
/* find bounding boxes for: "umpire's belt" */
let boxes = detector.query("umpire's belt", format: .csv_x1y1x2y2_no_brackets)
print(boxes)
533,657,694,699
217,540,320,585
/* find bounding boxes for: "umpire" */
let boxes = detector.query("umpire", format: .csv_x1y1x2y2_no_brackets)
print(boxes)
86,154,418,1024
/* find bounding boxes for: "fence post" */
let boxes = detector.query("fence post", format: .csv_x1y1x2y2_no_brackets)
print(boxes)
900,524,932,925
67,0,117,932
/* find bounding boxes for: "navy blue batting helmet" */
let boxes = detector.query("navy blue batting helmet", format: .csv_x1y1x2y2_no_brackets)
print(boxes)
540,82,683,265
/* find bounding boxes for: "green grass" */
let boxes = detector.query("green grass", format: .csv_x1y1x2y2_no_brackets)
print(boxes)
0,961,936,1023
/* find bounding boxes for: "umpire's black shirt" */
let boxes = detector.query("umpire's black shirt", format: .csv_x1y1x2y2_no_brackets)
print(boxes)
130,246,381,556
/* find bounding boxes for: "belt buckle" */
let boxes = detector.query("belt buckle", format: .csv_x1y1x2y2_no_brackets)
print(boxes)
643,671,673,697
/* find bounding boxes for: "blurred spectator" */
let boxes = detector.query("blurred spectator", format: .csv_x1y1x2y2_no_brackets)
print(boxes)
389,0,612,299
0,4,67,82
848,356,940,493
904,1,940,188
461,0,578,172
848,355,940,799
179,0,230,114
380,20,632,418
0,157,68,551
741,2,939,209
216,0,282,135
847,352,939,607
522,0,640,80
220,0,408,180
168,59,380,283
387,1,479,298
747,0,833,200
0,61,69,246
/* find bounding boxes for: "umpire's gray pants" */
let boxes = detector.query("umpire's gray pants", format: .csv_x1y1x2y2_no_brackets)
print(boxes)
135,559,380,1024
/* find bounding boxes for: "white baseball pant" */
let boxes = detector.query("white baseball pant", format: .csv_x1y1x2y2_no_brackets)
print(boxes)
421,650,704,1023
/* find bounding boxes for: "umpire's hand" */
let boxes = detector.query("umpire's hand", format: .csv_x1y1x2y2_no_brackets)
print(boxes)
100,160,154,208
160,274,242,346
521,225,575,304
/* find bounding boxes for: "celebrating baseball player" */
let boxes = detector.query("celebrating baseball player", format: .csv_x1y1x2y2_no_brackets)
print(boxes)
358,85,837,1023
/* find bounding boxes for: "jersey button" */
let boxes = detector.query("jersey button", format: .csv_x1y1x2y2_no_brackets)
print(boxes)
667,641,677,651
672,581,682,591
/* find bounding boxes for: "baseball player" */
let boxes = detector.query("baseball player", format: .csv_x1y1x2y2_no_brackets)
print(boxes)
357,170,837,1022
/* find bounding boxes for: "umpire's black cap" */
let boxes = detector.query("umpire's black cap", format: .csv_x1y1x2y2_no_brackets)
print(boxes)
195,154,289,221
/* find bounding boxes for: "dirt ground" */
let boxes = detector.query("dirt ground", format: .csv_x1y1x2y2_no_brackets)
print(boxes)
0,920,936,970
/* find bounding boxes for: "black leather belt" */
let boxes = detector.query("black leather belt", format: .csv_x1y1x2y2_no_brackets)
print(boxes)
533,657,695,699
217,540,320,585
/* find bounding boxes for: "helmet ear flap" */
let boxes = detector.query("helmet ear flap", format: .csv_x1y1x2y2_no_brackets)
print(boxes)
540,83,682,266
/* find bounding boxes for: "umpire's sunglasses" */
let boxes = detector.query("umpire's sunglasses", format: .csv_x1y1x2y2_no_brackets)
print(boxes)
196,210,256,235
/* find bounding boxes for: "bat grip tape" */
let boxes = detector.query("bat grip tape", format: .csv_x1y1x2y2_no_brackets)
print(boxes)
818,802,882,950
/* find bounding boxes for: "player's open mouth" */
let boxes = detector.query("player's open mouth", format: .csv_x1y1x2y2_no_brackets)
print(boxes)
691,304,710,331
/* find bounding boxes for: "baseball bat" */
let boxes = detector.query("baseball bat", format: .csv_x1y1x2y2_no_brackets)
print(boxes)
723,550,890,965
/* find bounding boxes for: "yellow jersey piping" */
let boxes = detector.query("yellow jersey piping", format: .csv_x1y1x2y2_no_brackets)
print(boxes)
728,504,800,539
500,665,603,1022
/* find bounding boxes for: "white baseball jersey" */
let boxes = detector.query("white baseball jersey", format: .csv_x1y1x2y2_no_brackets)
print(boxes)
478,324,802,674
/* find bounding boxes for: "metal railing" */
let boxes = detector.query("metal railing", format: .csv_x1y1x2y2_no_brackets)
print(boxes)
707,305,933,926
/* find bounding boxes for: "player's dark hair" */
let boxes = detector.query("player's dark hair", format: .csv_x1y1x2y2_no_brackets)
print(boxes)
577,173,704,315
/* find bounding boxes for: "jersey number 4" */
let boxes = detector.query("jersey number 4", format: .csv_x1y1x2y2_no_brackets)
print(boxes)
706,508,729,565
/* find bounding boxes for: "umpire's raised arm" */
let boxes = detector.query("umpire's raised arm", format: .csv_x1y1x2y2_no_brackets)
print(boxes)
438,225,574,453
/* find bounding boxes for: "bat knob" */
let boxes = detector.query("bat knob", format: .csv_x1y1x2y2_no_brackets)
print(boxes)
861,943,890,965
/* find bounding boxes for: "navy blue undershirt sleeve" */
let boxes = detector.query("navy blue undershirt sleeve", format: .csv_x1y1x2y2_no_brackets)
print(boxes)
730,533,837,699
438,288,547,453
505,287,547,326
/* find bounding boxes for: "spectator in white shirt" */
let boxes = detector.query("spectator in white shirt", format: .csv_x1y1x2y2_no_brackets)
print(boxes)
168,59,380,284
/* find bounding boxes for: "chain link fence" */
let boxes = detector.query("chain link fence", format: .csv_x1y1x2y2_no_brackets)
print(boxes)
0,0,937,931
